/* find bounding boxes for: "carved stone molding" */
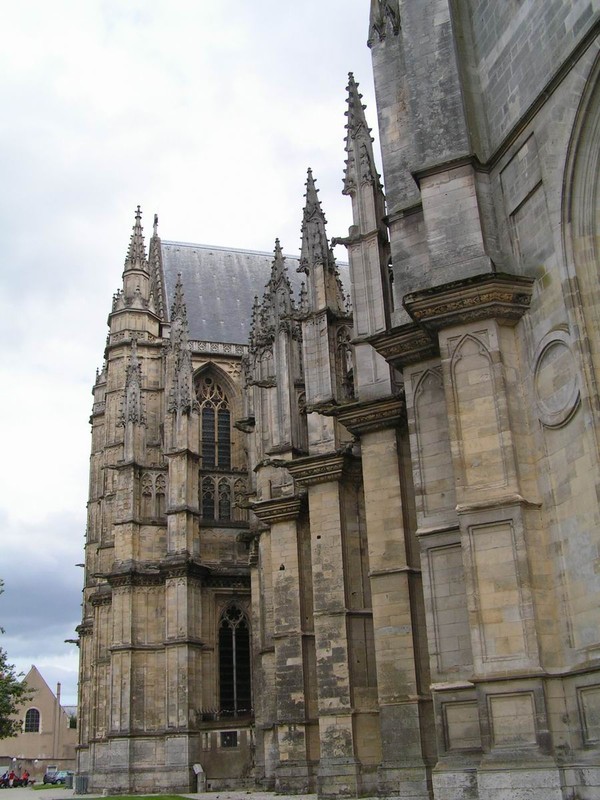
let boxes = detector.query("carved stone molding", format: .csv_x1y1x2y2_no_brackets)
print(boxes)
109,570,163,588
369,322,438,369
90,590,112,607
286,451,359,486
368,0,401,46
204,574,251,589
251,496,303,524
403,273,534,332
336,395,406,436
189,340,247,355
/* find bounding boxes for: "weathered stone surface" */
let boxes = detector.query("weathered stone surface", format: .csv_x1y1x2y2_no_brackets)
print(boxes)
78,4,600,798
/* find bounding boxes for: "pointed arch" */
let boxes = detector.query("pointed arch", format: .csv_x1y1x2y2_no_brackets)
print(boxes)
200,475,215,520
561,51,600,439
194,365,235,470
218,603,251,716
413,366,455,516
449,332,508,489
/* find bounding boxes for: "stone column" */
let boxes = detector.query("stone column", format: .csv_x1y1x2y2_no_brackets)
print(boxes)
338,397,434,799
372,323,480,800
252,496,317,793
288,453,372,798
403,274,564,800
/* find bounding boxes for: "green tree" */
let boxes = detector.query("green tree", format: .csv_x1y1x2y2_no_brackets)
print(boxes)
0,579,30,739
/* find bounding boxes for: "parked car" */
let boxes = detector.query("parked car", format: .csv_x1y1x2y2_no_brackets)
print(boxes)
44,770,73,785
43,768,58,784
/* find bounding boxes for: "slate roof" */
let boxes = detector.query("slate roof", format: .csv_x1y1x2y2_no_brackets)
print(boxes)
160,240,348,345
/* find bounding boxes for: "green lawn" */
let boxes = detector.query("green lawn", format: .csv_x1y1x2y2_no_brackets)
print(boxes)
33,791,190,800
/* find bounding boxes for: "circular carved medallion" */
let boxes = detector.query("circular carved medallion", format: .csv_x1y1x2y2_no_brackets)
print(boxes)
534,331,580,427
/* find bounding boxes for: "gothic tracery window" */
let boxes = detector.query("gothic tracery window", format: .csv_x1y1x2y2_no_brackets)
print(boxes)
219,604,251,716
197,376,231,470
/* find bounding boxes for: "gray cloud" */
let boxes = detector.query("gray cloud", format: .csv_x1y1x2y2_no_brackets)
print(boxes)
0,0,377,708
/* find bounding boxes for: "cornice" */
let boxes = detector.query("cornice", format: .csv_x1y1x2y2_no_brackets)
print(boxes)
189,339,247,356
203,574,251,589
90,590,112,606
335,395,406,436
251,496,304,524
403,272,534,332
368,322,438,369
286,450,360,486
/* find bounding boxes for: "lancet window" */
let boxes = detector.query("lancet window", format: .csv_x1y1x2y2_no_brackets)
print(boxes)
218,604,251,716
197,376,231,469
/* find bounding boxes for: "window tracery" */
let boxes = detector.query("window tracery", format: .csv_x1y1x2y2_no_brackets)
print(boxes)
218,604,251,716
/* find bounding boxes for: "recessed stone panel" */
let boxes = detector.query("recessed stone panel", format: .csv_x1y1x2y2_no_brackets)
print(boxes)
444,701,481,750
470,521,527,661
578,685,600,744
489,692,536,747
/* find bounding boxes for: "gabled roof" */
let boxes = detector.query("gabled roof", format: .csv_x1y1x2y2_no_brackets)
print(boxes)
160,240,348,345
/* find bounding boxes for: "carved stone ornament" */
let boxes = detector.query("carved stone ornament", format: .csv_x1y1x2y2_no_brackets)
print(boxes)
286,451,360,486
336,395,406,436
403,273,534,332
118,338,146,426
533,329,580,428
368,0,401,46
369,322,438,369
251,496,303,525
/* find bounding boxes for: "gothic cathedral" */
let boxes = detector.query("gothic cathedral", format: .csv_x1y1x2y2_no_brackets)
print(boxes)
77,3,600,798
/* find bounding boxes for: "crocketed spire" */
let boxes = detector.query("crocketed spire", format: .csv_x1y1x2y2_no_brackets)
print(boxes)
167,274,196,415
124,205,149,273
343,74,382,196
299,168,336,275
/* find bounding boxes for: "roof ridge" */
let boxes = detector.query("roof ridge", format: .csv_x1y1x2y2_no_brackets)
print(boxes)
160,239,348,266
161,240,301,260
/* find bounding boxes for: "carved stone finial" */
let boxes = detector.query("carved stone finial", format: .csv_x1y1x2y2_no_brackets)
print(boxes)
343,74,383,196
124,206,149,273
119,337,146,426
299,168,334,274
167,275,197,416
368,0,401,47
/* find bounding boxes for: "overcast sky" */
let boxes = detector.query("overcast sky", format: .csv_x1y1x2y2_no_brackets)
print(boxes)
0,2,379,706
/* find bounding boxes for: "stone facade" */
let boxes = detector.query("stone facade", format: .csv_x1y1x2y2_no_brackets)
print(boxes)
77,3,600,798
0,666,78,782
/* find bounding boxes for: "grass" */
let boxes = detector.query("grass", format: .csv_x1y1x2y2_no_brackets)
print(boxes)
33,791,190,800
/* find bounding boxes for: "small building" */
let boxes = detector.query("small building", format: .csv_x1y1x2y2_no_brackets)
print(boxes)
0,666,77,783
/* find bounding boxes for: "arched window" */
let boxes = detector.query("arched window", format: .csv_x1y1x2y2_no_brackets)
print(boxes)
196,376,231,469
24,708,40,733
219,605,251,716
